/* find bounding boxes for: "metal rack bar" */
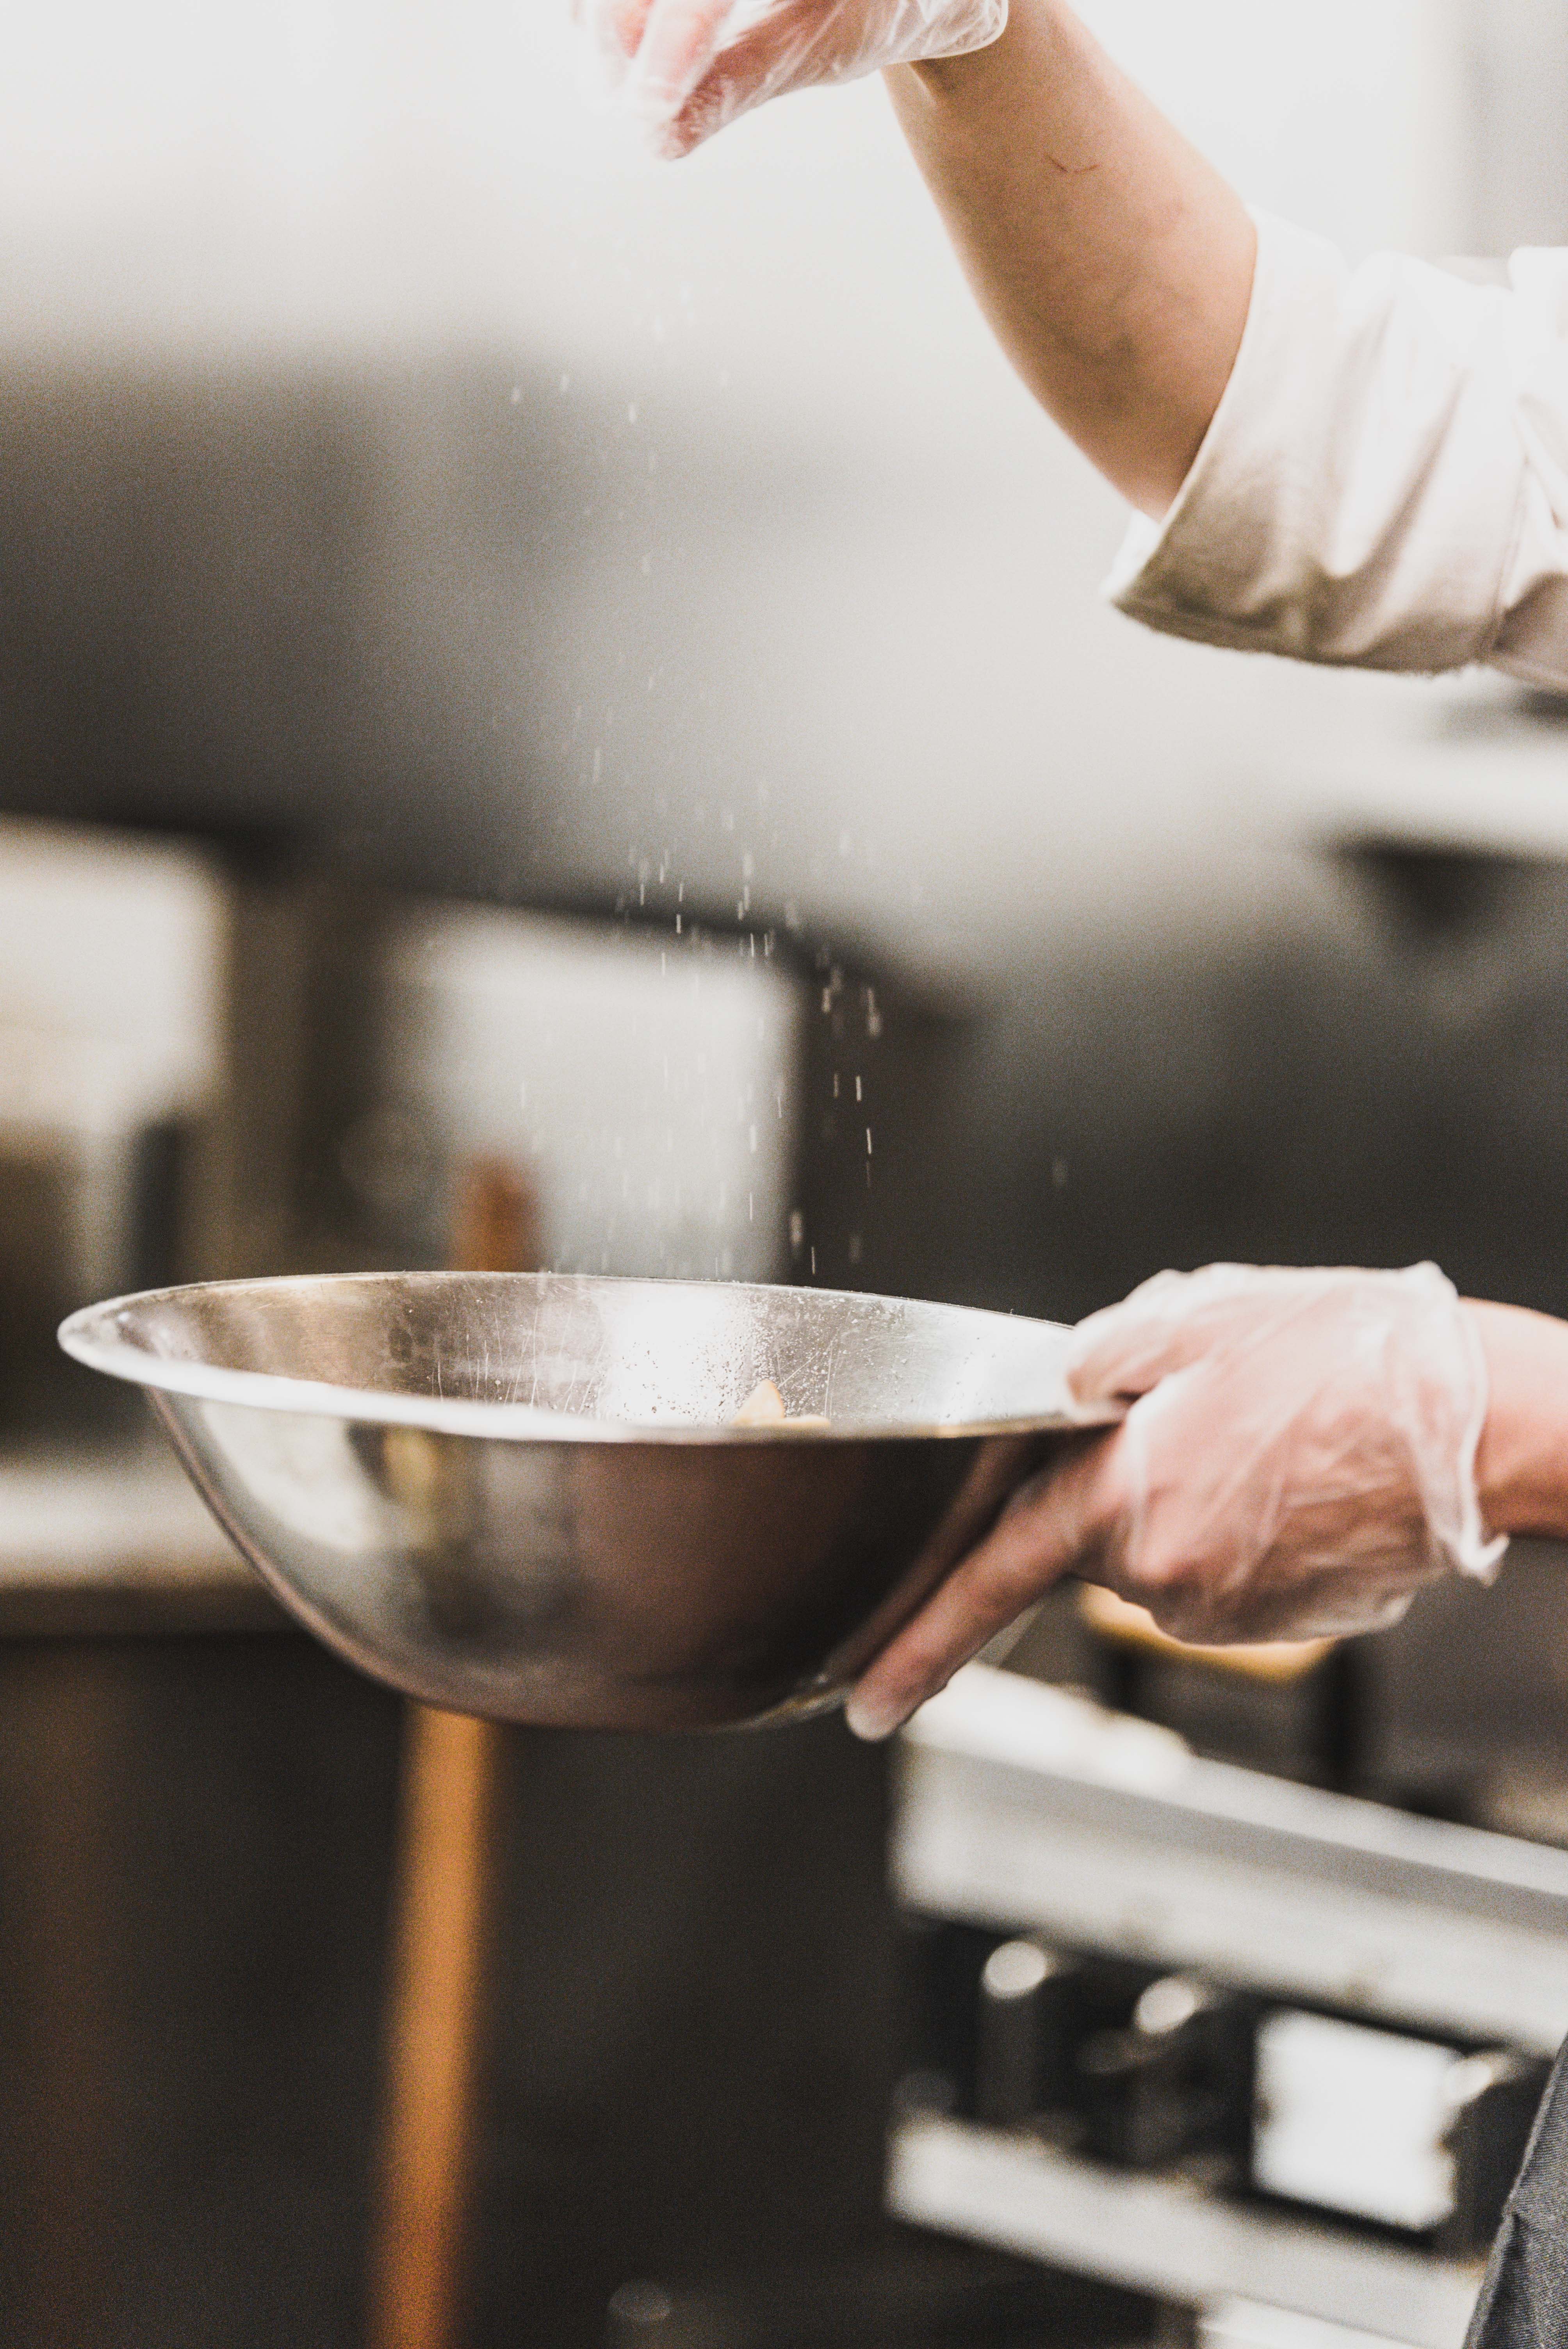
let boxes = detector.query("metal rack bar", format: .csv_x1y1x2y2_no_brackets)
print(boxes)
888,2117,1479,2349
893,1668,1568,2053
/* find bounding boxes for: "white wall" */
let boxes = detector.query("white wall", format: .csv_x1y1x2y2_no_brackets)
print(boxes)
0,0,1475,356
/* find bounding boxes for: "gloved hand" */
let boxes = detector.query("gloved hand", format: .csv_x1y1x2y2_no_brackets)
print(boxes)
577,0,1008,158
845,1262,1507,1741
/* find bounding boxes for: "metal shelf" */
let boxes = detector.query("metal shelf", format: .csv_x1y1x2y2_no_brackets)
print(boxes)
893,1667,1568,2055
887,1669,1568,2342
888,2116,1480,2349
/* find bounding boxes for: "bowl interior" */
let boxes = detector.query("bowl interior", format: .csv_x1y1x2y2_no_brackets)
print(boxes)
62,1271,1081,1437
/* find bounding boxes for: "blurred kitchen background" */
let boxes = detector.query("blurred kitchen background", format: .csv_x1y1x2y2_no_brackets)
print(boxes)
9,3,1568,2345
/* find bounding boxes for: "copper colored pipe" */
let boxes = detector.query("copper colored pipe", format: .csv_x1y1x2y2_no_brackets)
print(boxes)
365,1160,535,2349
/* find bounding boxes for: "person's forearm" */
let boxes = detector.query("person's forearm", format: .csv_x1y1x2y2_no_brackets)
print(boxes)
1470,1301,1568,1540
886,0,1255,517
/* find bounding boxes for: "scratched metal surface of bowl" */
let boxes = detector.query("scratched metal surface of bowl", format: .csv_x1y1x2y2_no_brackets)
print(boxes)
58,1273,1088,1729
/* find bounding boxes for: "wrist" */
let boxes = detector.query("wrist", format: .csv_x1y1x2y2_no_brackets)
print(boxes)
903,0,1063,99
1468,1300,1568,1541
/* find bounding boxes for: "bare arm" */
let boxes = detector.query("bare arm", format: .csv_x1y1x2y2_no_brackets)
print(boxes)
604,0,1253,513
611,0,1559,673
887,0,1256,517
1470,1303,1568,1541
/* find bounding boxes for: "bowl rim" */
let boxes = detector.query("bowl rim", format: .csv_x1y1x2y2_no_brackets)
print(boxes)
57,1269,1103,1446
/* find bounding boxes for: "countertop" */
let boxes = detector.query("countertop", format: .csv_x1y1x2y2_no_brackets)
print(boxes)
0,1435,288,1636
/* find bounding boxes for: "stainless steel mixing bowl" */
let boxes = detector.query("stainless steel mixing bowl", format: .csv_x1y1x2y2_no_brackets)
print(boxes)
58,1273,1092,1729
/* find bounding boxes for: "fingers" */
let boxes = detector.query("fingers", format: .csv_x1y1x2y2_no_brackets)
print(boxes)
624,0,742,129
576,0,657,54
660,75,731,156
629,0,879,158
844,1429,1122,1741
611,0,658,52
589,0,1009,153
1066,1263,1326,1413
657,3,799,154
1066,1265,1238,1409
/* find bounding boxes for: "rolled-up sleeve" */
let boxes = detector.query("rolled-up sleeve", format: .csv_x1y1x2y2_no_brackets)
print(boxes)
1104,210,1568,688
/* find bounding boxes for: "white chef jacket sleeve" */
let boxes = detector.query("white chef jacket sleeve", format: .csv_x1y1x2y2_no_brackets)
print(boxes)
1103,209,1568,688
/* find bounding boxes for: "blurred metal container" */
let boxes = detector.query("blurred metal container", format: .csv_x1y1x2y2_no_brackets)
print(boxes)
0,820,221,1429
327,900,808,1283
0,1027,187,1429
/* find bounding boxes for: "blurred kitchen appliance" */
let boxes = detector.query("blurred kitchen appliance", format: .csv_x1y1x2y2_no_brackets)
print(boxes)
0,1025,185,1430
1248,2010,1543,2248
0,816,348,1429
318,898,807,1285
888,1667,1568,2349
0,818,335,1258
0,820,216,1429
1,814,823,1437
901,1919,1541,2261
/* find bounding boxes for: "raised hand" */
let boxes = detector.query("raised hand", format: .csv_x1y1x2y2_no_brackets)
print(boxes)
579,0,1007,157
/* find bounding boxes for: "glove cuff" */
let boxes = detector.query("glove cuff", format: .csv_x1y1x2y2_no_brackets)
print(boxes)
1443,1279,1509,1584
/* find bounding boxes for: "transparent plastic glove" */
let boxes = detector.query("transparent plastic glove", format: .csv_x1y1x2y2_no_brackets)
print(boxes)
577,0,1008,158
845,1262,1506,1741
1066,1261,1506,1638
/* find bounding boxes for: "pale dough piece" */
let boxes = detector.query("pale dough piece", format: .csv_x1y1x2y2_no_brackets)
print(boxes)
733,1379,788,1425
732,1380,831,1430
